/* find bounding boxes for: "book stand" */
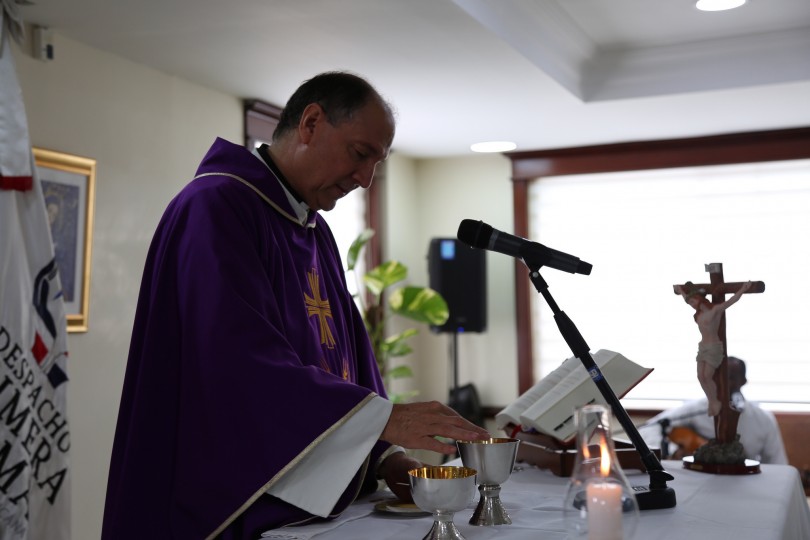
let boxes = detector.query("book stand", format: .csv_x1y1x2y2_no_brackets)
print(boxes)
526,264,677,510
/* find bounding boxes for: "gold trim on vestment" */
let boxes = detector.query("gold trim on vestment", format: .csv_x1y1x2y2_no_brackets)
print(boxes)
193,172,315,228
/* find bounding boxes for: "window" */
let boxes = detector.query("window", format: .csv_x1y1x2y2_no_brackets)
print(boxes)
322,190,368,295
529,159,810,408
507,127,810,410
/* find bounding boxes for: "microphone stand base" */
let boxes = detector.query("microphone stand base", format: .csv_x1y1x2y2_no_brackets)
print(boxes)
633,484,677,510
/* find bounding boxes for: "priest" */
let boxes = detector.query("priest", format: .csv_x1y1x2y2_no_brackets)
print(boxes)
101,71,489,540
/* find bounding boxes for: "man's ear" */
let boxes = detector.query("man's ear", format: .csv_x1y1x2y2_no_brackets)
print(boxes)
298,103,325,144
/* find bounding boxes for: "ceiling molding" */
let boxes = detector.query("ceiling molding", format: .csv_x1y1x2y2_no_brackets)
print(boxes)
453,0,597,99
455,0,810,103
586,27,810,101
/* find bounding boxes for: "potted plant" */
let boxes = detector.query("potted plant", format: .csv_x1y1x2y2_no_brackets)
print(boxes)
346,229,449,402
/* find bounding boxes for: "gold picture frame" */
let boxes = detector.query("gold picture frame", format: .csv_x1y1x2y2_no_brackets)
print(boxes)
33,148,96,332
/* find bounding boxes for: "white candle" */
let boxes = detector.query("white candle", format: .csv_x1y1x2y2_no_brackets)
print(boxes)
586,482,623,540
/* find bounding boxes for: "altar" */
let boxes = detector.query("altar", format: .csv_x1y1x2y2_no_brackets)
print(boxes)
261,460,810,540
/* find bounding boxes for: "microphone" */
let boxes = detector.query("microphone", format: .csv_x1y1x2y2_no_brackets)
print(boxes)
457,219,592,275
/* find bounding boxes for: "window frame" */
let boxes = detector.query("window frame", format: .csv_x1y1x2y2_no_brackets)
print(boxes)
506,127,810,395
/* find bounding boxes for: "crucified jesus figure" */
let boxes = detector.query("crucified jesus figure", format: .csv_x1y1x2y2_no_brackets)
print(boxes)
675,280,754,417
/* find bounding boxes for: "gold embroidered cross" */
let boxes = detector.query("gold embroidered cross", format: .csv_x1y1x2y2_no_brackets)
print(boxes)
318,357,350,381
305,269,335,349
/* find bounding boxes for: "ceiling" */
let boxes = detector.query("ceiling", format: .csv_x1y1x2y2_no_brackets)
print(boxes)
18,0,810,158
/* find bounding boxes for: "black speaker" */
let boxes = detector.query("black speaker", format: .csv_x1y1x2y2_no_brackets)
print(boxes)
448,383,485,427
428,238,486,333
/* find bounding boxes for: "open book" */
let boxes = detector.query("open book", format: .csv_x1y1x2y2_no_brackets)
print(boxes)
496,349,652,443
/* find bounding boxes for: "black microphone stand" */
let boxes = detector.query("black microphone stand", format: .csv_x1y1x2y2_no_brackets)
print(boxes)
527,264,677,510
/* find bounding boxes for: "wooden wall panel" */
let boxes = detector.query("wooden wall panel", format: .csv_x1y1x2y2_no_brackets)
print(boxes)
775,412,810,495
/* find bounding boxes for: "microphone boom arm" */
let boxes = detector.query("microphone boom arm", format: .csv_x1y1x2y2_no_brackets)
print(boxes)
528,267,676,510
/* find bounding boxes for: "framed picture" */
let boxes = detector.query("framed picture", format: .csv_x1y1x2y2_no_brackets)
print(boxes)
33,148,96,333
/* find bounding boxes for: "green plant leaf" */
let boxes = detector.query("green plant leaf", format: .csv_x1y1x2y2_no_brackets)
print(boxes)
383,340,413,357
381,328,418,357
389,389,420,404
389,286,449,325
346,229,375,271
344,228,450,401
363,260,408,297
387,365,414,379
385,328,419,343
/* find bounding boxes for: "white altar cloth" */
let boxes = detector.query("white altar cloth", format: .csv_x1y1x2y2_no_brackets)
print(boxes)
262,460,810,540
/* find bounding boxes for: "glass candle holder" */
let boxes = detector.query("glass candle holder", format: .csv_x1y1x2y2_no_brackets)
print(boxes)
563,403,640,540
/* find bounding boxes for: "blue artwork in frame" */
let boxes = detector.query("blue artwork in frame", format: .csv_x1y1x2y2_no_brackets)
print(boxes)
34,148,96,332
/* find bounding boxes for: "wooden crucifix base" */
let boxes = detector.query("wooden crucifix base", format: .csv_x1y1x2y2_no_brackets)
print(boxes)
683,456,760,475
684,431,760,474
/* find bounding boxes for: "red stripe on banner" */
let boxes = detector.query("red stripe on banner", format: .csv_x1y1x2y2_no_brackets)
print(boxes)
0,175,33,191
32,331,49,364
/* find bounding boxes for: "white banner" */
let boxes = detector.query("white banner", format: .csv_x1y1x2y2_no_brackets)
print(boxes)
0,8,72,540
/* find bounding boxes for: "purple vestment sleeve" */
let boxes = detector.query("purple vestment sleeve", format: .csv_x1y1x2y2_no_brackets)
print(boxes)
101,138,391,539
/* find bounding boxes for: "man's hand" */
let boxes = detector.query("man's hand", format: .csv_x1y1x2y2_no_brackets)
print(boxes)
380,401,490,454
377,452,423,502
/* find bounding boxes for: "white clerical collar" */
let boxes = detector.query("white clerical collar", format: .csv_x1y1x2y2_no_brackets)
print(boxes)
251,147,310,226
282,187,310,226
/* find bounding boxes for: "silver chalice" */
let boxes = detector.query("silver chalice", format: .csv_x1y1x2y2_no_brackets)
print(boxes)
456,437,520,526
408,465,478,540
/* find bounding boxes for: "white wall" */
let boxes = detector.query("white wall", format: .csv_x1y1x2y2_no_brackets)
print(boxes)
383,153,519,409
13,32,241,540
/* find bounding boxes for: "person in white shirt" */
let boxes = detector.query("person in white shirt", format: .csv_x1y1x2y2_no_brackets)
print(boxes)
639,356,788,464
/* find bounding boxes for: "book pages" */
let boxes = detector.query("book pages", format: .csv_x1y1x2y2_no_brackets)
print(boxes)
497,349,653,442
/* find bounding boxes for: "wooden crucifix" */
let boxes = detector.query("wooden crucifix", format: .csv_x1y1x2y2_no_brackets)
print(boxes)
673,263,765,447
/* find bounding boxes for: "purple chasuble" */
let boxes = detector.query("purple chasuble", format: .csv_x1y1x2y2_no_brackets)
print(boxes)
102,138,390,539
